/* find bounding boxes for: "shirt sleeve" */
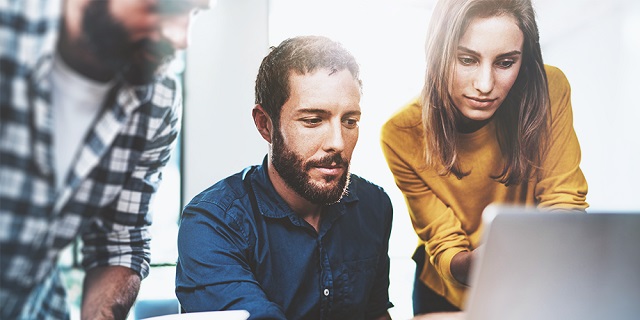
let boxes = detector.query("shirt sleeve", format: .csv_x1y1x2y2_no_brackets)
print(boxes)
535,66,589,209
81,79,182,279
365,190,395,318
175,199,286,319
380,126,470,287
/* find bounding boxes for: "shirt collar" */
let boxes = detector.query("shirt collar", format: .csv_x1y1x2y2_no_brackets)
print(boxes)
250,155,359,220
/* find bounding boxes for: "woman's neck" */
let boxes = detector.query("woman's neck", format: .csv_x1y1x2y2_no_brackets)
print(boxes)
456,115,492,134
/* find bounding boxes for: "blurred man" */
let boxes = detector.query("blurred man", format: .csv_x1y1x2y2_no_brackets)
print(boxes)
0,0,212,318
176,36,394,319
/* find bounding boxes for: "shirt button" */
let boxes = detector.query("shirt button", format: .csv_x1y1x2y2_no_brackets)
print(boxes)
323,288,330,296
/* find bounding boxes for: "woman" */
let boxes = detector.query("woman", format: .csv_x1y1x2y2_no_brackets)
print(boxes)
380,0,588,315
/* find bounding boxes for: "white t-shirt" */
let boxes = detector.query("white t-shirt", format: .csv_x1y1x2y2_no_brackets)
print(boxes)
51,53,112,190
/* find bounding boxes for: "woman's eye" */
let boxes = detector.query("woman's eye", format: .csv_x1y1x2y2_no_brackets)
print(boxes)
497,60,515,68
459,57,476,65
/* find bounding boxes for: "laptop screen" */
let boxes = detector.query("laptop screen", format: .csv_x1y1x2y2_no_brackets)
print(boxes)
464,205,640,320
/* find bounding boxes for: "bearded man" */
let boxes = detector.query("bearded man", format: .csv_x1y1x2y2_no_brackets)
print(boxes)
0,0,212,319
175,35,394,320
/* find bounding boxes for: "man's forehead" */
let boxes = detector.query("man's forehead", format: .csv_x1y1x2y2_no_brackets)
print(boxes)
196,0,216,8
196,0,216,9
157,0,216,10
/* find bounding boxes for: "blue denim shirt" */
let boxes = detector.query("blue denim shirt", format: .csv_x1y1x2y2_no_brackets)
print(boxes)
176,157,393,319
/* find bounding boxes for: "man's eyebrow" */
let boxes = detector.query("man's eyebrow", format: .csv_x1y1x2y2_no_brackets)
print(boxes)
458,46,522,58
294,109,361,117
344,110,362,117
294,108,330,115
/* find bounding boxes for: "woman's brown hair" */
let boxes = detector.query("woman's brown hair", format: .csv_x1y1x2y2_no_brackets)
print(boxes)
422,0,549,185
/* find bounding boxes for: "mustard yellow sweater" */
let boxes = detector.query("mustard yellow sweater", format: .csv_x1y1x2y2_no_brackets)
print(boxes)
380,65,588,308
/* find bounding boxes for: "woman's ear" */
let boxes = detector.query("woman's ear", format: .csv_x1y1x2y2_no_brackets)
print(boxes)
252,104,273,143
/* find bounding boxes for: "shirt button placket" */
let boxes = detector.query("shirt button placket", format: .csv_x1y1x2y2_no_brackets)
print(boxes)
318,237,333,319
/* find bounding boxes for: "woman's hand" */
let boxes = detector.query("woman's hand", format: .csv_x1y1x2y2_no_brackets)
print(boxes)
450,245,484,285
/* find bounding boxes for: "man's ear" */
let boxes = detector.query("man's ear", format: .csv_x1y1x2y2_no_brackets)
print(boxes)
252,104,273,143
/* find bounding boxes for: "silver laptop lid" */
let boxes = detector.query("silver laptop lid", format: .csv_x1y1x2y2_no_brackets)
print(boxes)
465,205,640,320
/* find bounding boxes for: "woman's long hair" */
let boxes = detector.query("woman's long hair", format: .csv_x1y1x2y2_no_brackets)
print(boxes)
421,0,549,186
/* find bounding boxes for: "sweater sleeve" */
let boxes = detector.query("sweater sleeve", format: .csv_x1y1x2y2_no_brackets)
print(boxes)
535,66,589,209
380,102,470,287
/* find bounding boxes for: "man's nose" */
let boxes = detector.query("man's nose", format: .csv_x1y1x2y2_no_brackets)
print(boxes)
323,122,346,153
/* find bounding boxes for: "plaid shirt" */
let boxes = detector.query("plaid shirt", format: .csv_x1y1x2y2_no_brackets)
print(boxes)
0,1,182,319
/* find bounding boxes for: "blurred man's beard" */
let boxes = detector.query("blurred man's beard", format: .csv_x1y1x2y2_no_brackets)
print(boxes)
82,1,175,85
271,127,350,205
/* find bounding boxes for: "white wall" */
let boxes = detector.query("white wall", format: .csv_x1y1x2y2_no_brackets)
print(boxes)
535,0,640,212
183,0,270,204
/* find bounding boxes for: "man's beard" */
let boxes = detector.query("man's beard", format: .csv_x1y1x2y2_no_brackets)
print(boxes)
271,128,350,205
82,1,176,85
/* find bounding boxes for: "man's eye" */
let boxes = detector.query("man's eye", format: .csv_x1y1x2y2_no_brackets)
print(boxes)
303,118,322,125
153,2,193,15
343,118,359,128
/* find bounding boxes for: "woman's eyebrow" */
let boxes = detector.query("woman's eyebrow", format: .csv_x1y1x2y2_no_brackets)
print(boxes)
457,46,522,58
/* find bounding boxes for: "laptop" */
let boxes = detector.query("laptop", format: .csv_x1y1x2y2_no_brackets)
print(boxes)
464,205,640,320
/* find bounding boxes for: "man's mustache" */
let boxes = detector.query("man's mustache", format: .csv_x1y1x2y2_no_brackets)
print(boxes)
306,153,348,168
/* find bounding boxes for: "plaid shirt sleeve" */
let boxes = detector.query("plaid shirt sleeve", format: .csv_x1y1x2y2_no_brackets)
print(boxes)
79,77,183,279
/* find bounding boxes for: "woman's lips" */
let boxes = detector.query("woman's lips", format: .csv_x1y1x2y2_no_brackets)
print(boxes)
465,95,498,108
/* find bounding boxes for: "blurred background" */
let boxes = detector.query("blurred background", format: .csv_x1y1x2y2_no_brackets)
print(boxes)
59,0,640,319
